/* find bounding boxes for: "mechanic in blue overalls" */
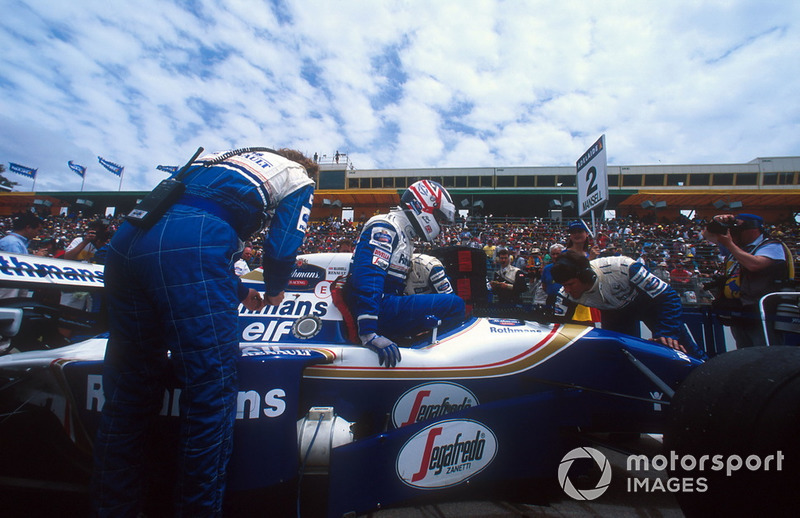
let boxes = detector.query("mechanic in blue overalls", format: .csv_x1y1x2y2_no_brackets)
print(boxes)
92,148,317,517
346,180,466,368
551,249,707,360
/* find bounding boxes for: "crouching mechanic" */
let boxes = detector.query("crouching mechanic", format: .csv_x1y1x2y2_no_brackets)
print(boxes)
347,180,466,368
551,250,706,359
404,253,455,295
93,148,317,517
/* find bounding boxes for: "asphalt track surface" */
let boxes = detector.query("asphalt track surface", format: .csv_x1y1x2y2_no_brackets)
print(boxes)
367,439,684,518
2,438,683,517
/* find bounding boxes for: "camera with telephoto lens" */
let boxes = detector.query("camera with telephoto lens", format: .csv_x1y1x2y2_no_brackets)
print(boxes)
706,218,741,235
702,274,727,292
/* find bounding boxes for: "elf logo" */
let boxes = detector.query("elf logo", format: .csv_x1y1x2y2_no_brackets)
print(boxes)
396,419,497,489
392,382,479,428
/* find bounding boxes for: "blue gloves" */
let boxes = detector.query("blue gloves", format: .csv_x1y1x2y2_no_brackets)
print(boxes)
360,333,401,368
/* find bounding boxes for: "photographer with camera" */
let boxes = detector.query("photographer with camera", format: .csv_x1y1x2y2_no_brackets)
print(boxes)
702,213,794,348
63,219,109,262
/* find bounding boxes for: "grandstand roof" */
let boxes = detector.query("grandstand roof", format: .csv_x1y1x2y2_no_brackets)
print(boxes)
618,190,800,211
313,189,399,209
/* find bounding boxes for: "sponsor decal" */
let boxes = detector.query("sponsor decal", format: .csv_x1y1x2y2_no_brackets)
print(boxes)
373,248,391,261
396,419,497,489
369,228,395,248
487,319,536,334
239,298,328,317
487,318,523,326
650,391,664,411
297,204,311,233
436,280,452,292
314,280,331,299
291,315,322,339
392,382,479,428
327,266,348,276
242,319,301,342
372,255,389,269
86,374,286,419
287,263,326,291
489,327,537,334
0,253,104,287
241,346,316,357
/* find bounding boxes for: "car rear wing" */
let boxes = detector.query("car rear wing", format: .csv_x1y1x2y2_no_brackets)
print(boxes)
0,252,104,291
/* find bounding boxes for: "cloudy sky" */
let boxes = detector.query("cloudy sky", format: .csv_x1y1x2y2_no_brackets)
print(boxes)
1,0,798,192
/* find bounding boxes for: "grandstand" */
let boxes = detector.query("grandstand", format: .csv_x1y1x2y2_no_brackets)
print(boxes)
317,155,800,223
1,155,799,224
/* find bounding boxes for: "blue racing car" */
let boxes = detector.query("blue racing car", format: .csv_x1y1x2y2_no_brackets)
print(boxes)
0,251,797,517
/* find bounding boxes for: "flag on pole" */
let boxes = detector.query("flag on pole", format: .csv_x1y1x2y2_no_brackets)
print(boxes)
68,161,86,178
97,156,124,176
156,165,179,173
8,162,37,179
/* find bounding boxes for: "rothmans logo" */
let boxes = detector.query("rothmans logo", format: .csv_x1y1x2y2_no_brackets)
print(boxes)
287,263,326,291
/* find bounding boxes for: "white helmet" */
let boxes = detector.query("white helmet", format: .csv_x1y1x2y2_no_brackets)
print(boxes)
400,180,456,242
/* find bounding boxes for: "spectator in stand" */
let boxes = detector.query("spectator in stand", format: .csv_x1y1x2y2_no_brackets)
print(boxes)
63,220,109,262
513,248,527,270
670,259,694,292
234,246,254,276
61,221,112,311
652,261,671,284
482,240,496,263
527,247,544,282
337,239,354,253
491,248,528,304
565,220,598,260
31,238,59,257
0,212,42,299
537,243,564,309
0,212,42,254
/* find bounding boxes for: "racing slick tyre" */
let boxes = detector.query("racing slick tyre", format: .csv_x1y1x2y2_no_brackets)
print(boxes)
665,346,800,518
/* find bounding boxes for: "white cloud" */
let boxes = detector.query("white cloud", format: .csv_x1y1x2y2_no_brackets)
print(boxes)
0,0,798,192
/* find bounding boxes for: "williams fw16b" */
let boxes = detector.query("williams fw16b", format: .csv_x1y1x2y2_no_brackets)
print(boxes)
0,250,798,517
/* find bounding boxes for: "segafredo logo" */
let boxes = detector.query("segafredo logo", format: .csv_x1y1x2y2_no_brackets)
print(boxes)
396,419,497,489
392,382,479,428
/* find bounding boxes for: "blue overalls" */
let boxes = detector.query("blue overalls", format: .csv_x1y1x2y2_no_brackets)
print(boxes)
347,210,465,340
92,150,313,517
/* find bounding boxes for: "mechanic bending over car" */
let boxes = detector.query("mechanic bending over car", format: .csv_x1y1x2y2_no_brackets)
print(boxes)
404,253,455,296
93,148,317,517
346,180,466,368
551,249,707,360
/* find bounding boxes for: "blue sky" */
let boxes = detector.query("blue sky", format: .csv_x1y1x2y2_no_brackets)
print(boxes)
1,0,799,192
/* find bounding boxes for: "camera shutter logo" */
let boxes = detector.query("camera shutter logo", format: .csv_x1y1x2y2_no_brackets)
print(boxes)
558,447,612,500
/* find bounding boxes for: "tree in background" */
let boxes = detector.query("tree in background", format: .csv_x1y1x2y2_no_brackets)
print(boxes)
0,164,20,191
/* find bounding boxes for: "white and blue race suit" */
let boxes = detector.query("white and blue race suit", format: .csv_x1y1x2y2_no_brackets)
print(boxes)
559,255,706,359
404,253,454,295
346,209,465,339
93,150,314,517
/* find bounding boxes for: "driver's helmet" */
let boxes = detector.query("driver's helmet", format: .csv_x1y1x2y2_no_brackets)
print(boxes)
400,180,456,242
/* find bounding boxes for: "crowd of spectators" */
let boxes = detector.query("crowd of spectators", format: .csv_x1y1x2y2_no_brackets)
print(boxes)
3,211,799,306
299,213,799,305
